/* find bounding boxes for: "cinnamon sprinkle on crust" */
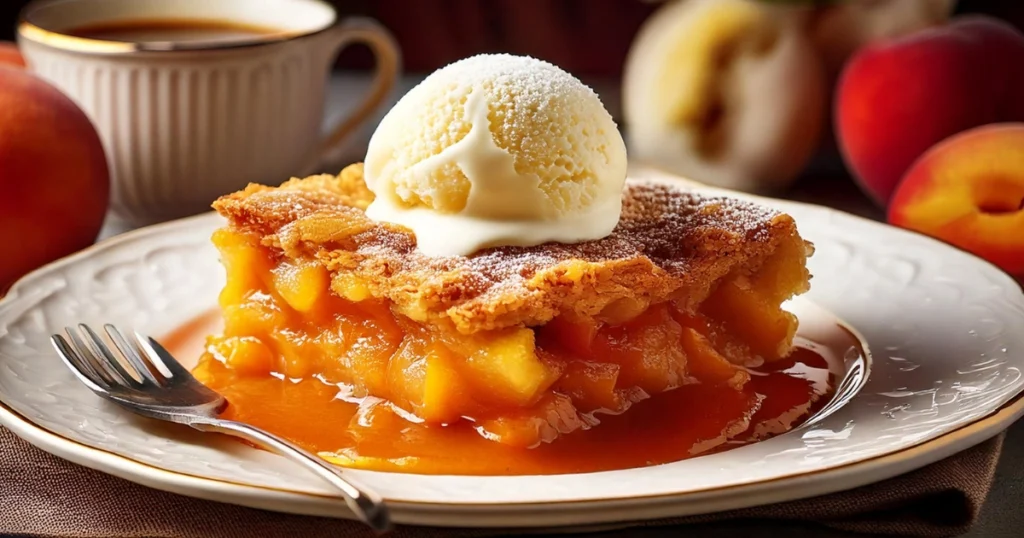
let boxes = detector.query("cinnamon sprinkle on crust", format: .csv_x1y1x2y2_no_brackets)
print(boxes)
213,164,811,334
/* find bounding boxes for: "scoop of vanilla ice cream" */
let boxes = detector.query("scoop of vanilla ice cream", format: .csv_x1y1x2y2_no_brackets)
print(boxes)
363,53,628,257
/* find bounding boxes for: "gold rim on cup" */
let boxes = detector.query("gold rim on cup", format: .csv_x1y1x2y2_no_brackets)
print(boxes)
17,0,338,54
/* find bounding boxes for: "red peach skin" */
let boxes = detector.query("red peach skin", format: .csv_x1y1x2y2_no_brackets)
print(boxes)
0,42,25,68
889,123,1024,276
0,69,110,291
836,16,1024,206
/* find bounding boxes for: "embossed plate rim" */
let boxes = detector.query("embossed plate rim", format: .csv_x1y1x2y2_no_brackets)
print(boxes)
1,368,1020,527
1,179,1023,525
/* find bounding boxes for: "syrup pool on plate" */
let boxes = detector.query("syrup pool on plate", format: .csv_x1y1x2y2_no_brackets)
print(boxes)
164,311,837,476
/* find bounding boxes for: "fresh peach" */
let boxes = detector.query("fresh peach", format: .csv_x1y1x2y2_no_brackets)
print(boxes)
623,0,826,193
0,69,110,292
809,0,955,79
836,16,1024,206
0,42,25,68
889,123,1024,276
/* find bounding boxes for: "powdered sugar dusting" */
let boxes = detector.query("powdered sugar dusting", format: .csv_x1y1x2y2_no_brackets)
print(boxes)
427,53,602,115
216,174,800,332
297,179,779,295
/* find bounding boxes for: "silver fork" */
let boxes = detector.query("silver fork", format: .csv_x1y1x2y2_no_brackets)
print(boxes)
51,324,391,533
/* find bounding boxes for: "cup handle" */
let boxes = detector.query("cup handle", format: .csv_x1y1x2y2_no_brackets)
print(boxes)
312,17,401,170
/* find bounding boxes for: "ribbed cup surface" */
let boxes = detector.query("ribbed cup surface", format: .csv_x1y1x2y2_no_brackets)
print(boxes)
21,41,329,225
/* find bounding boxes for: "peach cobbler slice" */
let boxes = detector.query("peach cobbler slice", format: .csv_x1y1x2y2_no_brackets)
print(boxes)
196,164,812,449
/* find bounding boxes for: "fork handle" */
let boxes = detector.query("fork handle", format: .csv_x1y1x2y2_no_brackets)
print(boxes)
191,418,391,532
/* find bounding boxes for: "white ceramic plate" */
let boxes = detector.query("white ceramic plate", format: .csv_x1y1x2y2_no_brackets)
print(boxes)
1,178,1023,528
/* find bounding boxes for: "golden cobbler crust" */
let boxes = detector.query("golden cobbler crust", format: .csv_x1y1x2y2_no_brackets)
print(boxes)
212,163,811,335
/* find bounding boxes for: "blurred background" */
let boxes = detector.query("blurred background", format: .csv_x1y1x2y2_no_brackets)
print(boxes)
5,0,1020,78
2,0,1024,289
7,0,1020,202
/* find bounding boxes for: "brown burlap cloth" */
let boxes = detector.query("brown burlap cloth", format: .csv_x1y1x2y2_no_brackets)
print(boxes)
0,426,1003,538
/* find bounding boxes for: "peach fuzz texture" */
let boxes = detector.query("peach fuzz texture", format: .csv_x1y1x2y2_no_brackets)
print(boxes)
0,42,25,68
836,17,1024,206
0,67,110,290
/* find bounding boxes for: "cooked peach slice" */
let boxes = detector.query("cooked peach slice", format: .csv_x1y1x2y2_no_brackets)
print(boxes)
387,337,470,424
702,278,796,362
386,336,427,409
344,331,400,397
208,336,275,377
538,315,599,357
420,345,471,423
554,360,624,413
269,327,324,379
459,328,559,407
476,393,588,448
212,230,270,304
680,327,749,389
271,260,330,313
593,305,687,393
221,293,288,338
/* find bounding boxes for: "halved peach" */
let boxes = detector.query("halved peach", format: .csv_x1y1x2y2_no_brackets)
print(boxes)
889,123,1024,276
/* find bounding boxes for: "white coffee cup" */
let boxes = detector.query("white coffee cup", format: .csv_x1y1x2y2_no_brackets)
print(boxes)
17,0,400,225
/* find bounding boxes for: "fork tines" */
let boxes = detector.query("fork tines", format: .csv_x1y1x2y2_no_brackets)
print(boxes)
52,324,170,390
